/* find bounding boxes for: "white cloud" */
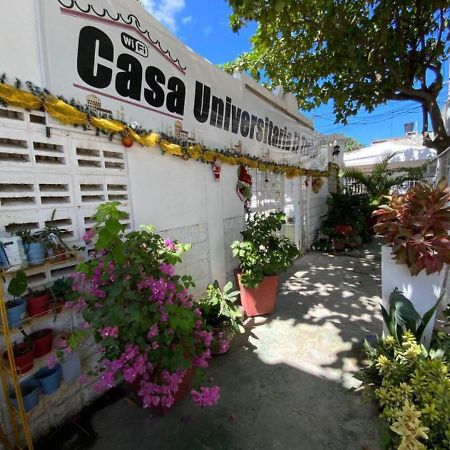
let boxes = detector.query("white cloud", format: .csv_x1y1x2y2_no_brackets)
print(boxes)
181,16,192,25
142,0,185,32
202,25,213,36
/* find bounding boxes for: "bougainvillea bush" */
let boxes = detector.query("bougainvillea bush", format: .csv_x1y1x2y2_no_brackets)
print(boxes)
373,180,450,276
356,333,450,449
71,202,219,409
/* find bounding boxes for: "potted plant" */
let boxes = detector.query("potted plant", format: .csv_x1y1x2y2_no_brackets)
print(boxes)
54,329,86,381
15,229,45,265
3,339,34,374
6,271,28,328
69,202,219,410
198,281,244,355
26,286,51,318
231,211,299,316
49,277,73,314
33,364,62,395
9,379,40,412
29,328,53,358
373,180,450,345
35,210,71,262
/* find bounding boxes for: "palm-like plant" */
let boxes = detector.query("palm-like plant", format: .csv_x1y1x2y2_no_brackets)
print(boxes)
340,154,423,206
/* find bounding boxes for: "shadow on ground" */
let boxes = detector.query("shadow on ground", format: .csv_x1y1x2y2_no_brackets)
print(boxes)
37,242,383,450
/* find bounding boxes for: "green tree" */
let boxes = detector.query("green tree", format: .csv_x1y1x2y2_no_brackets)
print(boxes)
344,138,364,152
224,1,450,153
340,154,423,206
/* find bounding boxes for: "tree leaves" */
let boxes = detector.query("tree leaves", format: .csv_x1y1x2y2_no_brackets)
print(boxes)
225,0,450,152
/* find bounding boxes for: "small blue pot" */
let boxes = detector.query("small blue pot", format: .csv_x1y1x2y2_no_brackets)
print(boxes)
61,352,82,382
26,242,45,265
6,298,27,328
33,364,62,395
10,379,39,412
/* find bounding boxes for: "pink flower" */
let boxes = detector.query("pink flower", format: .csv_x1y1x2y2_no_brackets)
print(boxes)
78,374,89,384
46,354,57,369
55,337,68,349
100,326,119,338
82,228,96,244
159,263,175,277
164,239,175,251
147,323,158,339
191,386,220,407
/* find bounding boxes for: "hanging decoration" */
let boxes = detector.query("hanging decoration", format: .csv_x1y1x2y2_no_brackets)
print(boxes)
212,159,221,181
304,178,310,187
121,133,134,148
236,165,252,202
0,76,339,179
312,177,324,193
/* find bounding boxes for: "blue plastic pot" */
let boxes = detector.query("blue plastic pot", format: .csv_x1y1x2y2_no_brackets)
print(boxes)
61,352,82,382
26,242,45,265
6,298,27,328
33,364,62,394
10,379,39,412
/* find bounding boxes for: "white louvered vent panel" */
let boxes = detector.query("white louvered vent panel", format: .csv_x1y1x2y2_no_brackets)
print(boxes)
0,105,133,289
0,130,32,168
74,140,126,173
32,139,67,167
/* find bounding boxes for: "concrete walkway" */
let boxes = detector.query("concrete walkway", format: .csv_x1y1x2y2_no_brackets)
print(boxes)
85,243,383,450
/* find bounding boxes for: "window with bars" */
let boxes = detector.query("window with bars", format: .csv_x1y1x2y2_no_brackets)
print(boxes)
249,169,283,213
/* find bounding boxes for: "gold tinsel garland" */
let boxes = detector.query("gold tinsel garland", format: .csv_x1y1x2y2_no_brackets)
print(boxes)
0,81,338,178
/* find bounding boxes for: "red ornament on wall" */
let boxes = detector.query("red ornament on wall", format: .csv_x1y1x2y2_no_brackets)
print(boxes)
122,135,134,148
212,161,221,181
304,178,309,187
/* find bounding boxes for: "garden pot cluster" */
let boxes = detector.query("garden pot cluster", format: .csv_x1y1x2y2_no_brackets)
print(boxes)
13,209,72,268
9,364,63,412
5,273,74,329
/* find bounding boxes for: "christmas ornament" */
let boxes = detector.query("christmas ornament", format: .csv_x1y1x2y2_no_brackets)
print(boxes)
237,164,252,201
212,159,221,181
122,134,134,148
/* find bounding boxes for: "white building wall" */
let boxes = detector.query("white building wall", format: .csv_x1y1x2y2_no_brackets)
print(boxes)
0,1,330,444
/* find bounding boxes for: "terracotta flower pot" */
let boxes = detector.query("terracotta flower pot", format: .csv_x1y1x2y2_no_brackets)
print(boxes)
26,292,51,317
332,238,347,251
211,327,235,355
237,273,279,317
334,225,353,237
29,328,53,357
129,367,195,414
4,342,34,374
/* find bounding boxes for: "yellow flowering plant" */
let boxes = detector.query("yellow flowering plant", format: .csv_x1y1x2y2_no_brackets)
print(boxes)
355,332,450,449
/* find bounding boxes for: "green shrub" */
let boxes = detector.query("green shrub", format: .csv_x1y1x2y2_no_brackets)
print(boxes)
356,332,450,449
232,211,299,287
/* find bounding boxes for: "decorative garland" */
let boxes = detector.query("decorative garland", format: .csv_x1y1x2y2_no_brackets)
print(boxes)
0,76,339,178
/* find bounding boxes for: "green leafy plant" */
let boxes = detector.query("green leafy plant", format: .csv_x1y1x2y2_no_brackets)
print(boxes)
382,288,441,345
69,202,219,409
198,281,244,333
340,154,423,207
373,180,450,276
355,333,450,449
55,329,87,360
224,1,450,154
322,192,373,242
13,229,40,247
231,211,299,287
7,271,27,298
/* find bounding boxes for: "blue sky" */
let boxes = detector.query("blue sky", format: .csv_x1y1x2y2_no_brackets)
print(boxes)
143,0,449,147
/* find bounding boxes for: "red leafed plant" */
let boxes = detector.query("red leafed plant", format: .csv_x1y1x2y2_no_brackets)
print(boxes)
373,180,450,276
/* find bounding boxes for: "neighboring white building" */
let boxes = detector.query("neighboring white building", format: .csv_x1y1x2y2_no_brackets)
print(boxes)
344,133,436,173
